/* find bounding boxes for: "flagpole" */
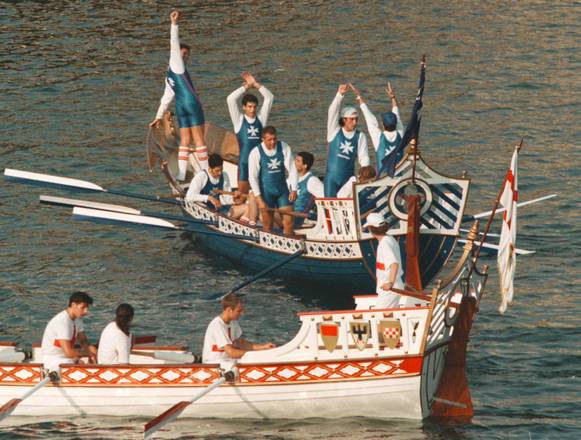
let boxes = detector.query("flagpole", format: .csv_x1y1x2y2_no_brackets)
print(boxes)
470,138,523,270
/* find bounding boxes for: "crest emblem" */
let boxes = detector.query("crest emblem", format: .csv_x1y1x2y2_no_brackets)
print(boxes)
247,125,260,138
378,319,401,349
349,321,370,351
318,322,339,352
267,157,281,171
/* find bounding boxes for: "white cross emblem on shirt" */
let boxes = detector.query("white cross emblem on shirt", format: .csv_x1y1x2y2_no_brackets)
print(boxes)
339,141,354,156
267,157,281,171
247,125,260,137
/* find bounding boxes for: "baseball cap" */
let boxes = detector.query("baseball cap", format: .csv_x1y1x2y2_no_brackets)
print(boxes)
363,212,386,229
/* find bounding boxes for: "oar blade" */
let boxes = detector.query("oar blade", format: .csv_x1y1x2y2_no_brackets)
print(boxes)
4,169,104,192
0,351,26,363
144,400,190,440
72,207,179,231
40,195,141,215
0,398,22,422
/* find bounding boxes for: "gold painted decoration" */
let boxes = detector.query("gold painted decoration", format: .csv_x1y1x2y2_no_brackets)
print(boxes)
318,322,340,352
378,319,401,349
349,321,371,351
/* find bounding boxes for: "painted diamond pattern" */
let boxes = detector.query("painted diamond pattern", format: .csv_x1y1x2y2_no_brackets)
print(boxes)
130,370,150,382
339,364,362,376
68,369,88,381
99,370,119,382
308,366,331,378
276,368,298,379
371,362,395,374
245,369,267,381
191,369,214,382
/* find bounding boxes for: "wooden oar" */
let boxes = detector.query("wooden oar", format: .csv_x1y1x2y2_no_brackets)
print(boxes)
205,248,305,301
463,194,557,222
4,168,180,206
72,207,257,241
0,372,56,422
131,350,198,363
40,195,213,225
143,372,232,439
457,239,535,255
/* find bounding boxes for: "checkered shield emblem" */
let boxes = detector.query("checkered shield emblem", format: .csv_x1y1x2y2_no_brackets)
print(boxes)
349,321,370,351
318,323,339,353
378,319,401,349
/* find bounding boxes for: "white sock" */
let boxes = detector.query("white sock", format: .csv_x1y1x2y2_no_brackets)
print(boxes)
177,146,189,181
194,145,209,170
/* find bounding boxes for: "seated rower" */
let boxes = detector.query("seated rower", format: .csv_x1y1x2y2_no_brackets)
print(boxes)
41,291,97,372
363,213,405,309
336,165,377,199
202,293,275,371
293,151,323,228
97,304,134,365
185,153,241,212
248,126,298,235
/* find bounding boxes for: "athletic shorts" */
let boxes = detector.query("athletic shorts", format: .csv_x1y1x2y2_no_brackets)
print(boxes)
176,99,205,128
262,188,291,209
238,157,249,182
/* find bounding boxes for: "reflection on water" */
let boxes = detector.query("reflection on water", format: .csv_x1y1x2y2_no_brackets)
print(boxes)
0,0,579,439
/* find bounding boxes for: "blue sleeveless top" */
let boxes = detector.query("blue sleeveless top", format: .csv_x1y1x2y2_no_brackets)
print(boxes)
258,142,286,196
167,68,201,110
200,171,224,208
325,129,360,188
237,117,263,165
376,132,403,168
294,172,314,213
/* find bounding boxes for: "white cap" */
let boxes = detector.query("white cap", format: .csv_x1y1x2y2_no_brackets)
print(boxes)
363,212,386,229
340,106,358,118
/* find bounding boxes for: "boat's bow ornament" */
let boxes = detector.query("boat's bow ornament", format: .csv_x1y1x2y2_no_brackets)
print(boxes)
354,152,470,239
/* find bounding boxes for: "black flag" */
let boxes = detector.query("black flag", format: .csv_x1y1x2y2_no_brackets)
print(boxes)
379,56,426,177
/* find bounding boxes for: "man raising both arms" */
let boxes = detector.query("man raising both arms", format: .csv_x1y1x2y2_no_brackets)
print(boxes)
202,293,275,371
227,72,274,196
248,126,298,235
352,82,404,171
41,291,97,372
150,10,208,182
324,83,370,197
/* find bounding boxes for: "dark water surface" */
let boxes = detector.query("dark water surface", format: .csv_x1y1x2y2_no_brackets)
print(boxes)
1,1,579,439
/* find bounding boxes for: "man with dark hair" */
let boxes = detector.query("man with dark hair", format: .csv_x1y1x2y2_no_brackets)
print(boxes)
202,293,275,370
324,83,370,197
293,151,324,227
185,153,239,211
227,72,274,196
337,165,377,198
362,213,405,309
41,291,97,372
149,10,208,181
248,126,298,234
353,82,405,170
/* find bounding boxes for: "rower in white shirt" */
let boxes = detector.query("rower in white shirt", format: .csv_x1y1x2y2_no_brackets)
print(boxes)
352,82,405,171
97,304,134,365
41,292,97,372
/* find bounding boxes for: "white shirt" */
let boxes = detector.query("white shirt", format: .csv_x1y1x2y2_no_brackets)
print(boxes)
359,103,404,152
227,85,274,133
248,142,298,197
202,316,243,369
298,172,324,199
337,176,357,198
41,310,85,371
376,235,404,295
185,171,233,204
327,92,370,167
97,322,132,364
154,24,185,120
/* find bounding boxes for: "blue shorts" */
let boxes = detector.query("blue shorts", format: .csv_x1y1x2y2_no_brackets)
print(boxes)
324,175,349,198
262,188,291,209
176,99,205,128
238,157,249,182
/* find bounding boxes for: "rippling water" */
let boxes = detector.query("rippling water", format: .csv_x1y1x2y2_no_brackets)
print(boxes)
1,1,579,439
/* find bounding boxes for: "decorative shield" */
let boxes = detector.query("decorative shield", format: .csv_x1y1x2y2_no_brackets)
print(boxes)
319,323,339,352
349,321,370,351
378,319,401,349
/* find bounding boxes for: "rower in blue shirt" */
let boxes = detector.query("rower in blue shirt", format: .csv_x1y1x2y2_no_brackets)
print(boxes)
150,10,208,182
324,84,371,197
293,152,324,228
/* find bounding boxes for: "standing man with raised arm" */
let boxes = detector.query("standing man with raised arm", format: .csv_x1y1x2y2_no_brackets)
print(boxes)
150,10,208,182
41,291,98,372
324,83,370,197
248,126,298,235
353,83,405,170
227,72,274,196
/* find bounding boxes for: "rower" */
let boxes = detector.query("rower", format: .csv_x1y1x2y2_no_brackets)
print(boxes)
353,82,404,171
248,126,298,235
202,293,275,371
336,165,377,199
293,151,323,228
149,10,208,182
41,291,97,372
227,71,274,197
363,213,405,309
185,153,239,212
97,304,134,365
324,83,370,197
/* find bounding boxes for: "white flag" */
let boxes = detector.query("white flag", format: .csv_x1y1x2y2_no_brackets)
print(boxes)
497,147,519,314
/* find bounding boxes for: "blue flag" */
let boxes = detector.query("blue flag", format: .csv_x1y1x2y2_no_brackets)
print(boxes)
379,58,426,177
